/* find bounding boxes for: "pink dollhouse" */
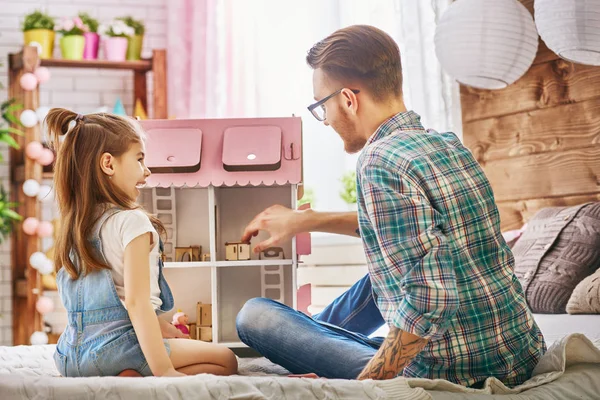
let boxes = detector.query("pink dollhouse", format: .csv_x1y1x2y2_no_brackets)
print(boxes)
138,117,310,347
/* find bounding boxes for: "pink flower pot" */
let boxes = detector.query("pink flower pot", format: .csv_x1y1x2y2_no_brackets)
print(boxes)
104,37,128,61
83,32,100,60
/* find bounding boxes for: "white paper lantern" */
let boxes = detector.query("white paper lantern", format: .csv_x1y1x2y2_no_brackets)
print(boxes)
20,109,38,128
535,0,600,66
435,0,539,89
22,179,40,197
37,185,54,202
30,331,48,345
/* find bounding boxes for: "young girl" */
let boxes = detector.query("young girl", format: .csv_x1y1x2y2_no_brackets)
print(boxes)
47,108,238,377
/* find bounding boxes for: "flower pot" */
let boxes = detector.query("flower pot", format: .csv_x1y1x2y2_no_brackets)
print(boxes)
60,35,85,60
83,32,100,60
104,37,128,61
23,29,55,59
126,34,144,60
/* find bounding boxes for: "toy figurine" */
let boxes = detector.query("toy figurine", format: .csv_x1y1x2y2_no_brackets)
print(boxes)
171,310,190,335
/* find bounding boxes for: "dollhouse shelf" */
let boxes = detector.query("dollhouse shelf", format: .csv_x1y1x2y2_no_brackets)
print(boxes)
164,259,295,269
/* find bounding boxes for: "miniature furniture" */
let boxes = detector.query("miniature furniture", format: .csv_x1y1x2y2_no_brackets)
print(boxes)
137,116,311,348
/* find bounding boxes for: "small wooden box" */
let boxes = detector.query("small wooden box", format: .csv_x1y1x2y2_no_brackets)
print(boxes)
202,253,211,261
225,242,251,261
189,323,197,340
175,246,202,262
196,302,212,326
198,326,213,342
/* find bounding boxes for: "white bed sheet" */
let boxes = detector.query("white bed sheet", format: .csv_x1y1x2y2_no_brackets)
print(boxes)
533,313,600,345
1,334,599,400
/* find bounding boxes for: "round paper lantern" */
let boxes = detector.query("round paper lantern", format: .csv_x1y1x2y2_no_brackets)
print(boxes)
37,221,54,238
22,179,40,197
535,0,600,66
25,141,44,159
30,331,48,345
34,67,51,83
36,296,55,314
20,110,38,128
37,148,55,166
36,106,51,123
19,73,38,91
37,259,55,275
22,217,40,235
37,185,54,202
435,0,539,89
29,251,47,269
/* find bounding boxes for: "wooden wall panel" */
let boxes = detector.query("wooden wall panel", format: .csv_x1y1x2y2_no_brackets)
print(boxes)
460,0,600,230
464,98,600,163
461,61,600,122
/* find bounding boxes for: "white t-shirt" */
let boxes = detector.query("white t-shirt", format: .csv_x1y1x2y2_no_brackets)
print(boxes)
99,209,163,310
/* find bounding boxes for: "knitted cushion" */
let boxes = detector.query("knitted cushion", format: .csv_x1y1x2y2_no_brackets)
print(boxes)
566,268,600,314
512,202,600,314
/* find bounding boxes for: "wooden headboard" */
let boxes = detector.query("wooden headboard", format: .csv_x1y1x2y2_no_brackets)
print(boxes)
460,0,600,231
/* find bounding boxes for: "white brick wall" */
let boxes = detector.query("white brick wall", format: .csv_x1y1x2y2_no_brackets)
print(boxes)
0,0,167,345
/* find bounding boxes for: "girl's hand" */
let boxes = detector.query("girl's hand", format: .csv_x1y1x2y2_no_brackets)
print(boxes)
161,368,186,377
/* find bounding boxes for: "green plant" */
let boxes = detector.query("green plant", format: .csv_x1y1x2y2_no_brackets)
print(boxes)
339,171,357,204
78,12,99,33
298,187,315,207
0,99,24,157
0,186,22,243
117,16,145,35
22,10,55,32
0,68,24,242
55,16,87,36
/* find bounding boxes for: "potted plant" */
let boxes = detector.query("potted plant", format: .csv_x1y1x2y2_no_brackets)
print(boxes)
55,17,87,60
22,10,55,59
117,16,145,60
79,13,100,60
339,171,357,210
98,20,135,61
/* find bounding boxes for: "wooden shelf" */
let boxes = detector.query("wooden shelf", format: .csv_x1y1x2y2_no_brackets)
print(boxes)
40,58,153,72
9,52,152,72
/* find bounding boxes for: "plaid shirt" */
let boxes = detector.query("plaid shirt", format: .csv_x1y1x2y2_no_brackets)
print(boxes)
356,111,545,387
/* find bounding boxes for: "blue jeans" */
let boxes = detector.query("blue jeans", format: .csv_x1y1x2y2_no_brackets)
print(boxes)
236,273,386,379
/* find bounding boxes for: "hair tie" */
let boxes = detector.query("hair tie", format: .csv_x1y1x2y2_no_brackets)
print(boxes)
75,114,85,123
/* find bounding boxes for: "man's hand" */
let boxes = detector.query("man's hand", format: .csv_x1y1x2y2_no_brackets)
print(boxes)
241,205,311,253
357,327,427,380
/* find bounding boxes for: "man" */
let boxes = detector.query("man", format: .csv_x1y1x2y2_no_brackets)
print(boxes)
236,25,545,387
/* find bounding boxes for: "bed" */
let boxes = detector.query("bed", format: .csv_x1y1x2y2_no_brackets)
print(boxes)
1,333,599,399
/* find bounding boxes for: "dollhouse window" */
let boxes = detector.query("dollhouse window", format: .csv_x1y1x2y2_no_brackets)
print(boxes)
145,128,203,173
222,126,282,172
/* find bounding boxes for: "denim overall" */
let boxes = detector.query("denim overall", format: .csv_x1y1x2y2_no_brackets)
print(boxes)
54,207,174,377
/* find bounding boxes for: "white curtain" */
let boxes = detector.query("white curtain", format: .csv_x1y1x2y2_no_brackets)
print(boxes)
167,0,461,212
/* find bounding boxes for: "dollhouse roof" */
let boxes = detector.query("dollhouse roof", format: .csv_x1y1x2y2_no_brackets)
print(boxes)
140,116,302,188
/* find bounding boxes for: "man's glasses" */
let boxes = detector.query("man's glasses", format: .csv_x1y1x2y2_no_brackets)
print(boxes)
307,88,360,121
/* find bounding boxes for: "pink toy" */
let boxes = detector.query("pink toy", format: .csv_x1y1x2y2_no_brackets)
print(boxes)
171,311,190,335
141,117,302,188
22,217,40,235
37,148,55,166
36,221,54,238
36,296,55,314
34,67,51,84
20,73,38,91
25,141,44,160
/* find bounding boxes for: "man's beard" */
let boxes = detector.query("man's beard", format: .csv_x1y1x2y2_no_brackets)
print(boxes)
332,107,366,154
